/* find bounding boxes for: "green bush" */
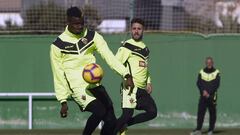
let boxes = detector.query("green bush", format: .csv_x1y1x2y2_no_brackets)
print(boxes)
23,2,102,32
23,2,66,31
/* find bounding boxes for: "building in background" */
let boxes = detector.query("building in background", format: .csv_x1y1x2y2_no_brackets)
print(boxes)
0,0,23,28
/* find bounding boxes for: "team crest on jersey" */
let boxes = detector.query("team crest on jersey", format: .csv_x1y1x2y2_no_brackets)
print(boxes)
139,61,148,67
81,38,88,44
81,95,86,100
129,98,135,104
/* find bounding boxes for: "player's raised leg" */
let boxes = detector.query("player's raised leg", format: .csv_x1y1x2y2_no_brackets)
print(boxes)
127,89,157,126
83,100,106,135
88,85,117,135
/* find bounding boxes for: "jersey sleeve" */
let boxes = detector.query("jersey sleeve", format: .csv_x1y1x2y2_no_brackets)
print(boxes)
147,71,151,83
94,32,129,77
50,45,70,103
196,73,204,94
115,46,131,64
212,73,220,92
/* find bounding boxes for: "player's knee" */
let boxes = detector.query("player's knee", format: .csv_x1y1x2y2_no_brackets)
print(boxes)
149,110,157,119
151,109,158,119
147,105,157,119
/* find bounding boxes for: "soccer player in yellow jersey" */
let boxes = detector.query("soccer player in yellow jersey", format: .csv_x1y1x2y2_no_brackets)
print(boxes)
50,7,134,135
113,18,157,135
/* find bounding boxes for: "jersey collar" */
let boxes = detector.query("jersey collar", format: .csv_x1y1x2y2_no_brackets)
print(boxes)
128,38,145,48
64,26,87,39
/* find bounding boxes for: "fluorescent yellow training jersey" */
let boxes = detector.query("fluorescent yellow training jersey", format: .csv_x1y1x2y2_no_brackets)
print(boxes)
116,39,151,89
50,26,129,104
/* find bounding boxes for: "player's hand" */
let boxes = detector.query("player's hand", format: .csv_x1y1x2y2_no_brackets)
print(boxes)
146,83,152,94
60,102,68,118
124,74,135,90
203,90,209,98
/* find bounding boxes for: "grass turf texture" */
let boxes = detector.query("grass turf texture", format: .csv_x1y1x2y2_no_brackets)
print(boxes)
0,129,239,135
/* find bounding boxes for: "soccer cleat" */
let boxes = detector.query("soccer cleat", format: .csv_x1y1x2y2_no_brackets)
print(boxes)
119,125,128,135
119,130,126,135
119,123,128,135
190,130,202,135
208,131,213,135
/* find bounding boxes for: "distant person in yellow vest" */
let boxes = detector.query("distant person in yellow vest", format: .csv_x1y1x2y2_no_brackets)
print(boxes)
191,57,220,135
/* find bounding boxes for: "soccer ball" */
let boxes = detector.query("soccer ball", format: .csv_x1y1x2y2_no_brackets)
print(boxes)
82,63,104,84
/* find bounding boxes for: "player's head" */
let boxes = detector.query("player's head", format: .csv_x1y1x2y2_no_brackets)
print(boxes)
130,18,144,41
67,7,84,34
205,57,214,69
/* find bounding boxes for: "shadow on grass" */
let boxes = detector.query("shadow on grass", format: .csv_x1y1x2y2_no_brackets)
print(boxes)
202,130,226,134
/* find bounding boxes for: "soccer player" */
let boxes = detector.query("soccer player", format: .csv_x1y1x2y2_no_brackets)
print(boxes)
113,18,157,135
191,57,220,135
50,7,134,135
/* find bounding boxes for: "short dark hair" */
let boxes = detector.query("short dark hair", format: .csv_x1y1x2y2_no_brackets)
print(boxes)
206,56,213,61
67,7,83,18
131,18,145,27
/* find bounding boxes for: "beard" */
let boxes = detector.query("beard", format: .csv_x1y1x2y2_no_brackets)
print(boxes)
132,33,143,41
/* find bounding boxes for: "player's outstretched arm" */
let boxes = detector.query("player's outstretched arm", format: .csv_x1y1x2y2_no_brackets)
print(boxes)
94,33,134,89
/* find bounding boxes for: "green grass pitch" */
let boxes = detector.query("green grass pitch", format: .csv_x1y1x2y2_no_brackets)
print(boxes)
0,129,239,135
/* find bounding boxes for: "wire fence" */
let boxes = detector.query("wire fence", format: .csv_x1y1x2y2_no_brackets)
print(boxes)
0,0,240,35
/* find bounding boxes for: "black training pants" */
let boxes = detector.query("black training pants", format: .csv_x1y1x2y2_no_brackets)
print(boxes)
89,85,117,135
196,96,217,131
83,100,106,135
113,89,157,135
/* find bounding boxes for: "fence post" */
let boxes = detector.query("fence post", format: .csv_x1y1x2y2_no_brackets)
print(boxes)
28,95,33,130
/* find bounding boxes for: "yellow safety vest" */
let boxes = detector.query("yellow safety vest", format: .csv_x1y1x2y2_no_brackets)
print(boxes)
200,69,220,82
